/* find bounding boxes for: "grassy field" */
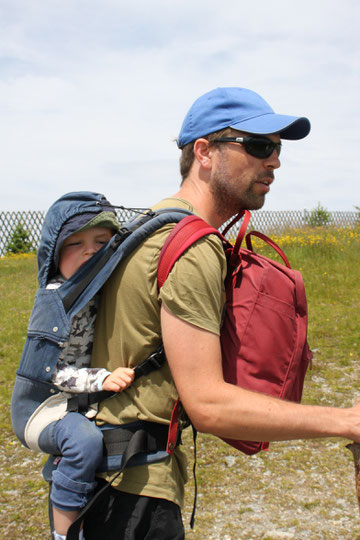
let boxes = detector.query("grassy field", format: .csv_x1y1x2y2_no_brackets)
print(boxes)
1,226,360,539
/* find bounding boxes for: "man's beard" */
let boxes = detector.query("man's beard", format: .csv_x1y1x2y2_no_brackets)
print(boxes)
210,162,272,221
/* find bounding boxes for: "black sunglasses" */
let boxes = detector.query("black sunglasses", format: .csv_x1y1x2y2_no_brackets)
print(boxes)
214,136,281,159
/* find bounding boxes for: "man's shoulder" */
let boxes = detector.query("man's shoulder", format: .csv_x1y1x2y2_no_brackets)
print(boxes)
151,197,195,213
150,197,224,250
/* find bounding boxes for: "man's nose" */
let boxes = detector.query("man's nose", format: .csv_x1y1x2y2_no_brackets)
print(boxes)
264,148,281,169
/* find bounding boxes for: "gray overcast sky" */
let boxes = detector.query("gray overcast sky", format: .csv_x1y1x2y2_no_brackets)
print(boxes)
1,0,359,212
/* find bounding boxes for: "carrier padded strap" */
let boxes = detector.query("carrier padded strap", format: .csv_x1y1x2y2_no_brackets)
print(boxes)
61,231,126,313
102,421,170,456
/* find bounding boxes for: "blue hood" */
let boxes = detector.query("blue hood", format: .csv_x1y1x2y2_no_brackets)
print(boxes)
37,191,114,288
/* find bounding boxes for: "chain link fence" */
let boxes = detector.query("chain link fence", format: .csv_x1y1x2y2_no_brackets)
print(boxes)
0,208,358,257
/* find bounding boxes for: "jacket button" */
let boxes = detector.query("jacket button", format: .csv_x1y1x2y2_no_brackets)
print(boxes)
50,389,56,394
45,366,51,372
53,327,58,332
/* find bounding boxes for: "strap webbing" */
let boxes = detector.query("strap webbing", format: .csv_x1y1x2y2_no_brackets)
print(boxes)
66,345,166,413
190,426,198,529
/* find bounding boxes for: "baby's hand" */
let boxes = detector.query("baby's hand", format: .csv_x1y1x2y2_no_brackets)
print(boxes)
102,367,135,392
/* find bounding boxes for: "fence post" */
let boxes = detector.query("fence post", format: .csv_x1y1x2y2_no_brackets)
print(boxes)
303,209,308,226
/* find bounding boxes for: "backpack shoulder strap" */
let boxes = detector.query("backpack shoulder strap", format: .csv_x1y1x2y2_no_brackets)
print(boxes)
157,215,224,289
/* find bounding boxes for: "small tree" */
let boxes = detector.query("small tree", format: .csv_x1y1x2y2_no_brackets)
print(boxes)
306,202,331,227
5,223,34,254
355,205,360,227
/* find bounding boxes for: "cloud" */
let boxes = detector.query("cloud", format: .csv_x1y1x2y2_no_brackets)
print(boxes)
1,0,359,211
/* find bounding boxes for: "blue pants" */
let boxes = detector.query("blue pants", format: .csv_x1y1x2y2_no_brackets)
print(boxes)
38,412,103,512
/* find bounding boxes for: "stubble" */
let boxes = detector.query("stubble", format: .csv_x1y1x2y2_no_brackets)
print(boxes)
209,154,269,221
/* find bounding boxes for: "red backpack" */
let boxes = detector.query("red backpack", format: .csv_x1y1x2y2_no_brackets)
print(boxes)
158,210,313,455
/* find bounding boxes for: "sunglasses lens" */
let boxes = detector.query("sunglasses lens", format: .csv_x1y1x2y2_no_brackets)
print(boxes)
245,138,281,158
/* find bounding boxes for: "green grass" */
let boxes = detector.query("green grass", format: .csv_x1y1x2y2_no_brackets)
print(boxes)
1,228,360,539
0,255,50,538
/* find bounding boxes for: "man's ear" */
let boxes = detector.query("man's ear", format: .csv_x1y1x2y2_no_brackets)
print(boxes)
193,138,214,171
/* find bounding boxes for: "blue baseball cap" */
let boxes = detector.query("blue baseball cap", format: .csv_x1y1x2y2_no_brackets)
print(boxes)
177,87,311,148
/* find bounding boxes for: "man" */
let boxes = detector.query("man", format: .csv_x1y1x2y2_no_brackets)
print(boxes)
89,87,360,539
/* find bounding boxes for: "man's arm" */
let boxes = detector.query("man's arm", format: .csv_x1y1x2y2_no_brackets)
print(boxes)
161,304,360,444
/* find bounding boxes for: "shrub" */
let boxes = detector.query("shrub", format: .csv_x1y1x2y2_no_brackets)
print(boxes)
306,202,331,227
5,223,34,254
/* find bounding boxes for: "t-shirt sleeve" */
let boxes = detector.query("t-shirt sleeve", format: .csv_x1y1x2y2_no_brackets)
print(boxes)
159,234,227,335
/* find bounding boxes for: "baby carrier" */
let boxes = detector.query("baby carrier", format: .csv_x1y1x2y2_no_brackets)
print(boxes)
11,191,191,460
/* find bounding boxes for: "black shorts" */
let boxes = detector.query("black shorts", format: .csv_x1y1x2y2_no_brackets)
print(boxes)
83,480,185,540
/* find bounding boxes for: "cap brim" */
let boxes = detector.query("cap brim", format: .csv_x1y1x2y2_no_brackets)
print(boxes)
230,114,311,140
78,212,119,232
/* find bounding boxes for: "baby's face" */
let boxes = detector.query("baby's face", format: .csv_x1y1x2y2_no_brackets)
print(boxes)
59,226,113,279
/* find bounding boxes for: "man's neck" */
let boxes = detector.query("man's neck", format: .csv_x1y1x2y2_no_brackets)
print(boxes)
173,178,225,229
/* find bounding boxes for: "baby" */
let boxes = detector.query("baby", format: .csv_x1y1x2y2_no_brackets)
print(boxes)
13,194,134,540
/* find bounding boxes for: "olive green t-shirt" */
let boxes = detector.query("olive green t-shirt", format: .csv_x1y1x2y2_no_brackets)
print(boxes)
92,197,227,507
